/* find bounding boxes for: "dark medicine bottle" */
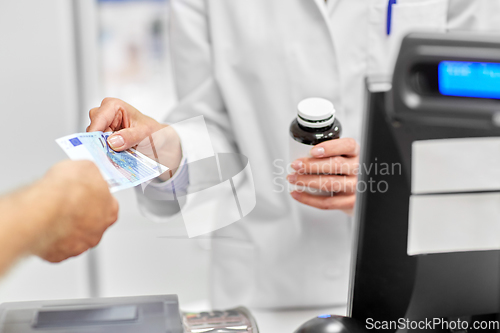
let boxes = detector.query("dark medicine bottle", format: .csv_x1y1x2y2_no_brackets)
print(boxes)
289,98,342,163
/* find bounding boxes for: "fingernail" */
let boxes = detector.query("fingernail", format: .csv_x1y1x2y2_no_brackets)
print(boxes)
108,135,124,149
311,147,325,157
291,191,300,199
291,160,304,171
287,174,297,184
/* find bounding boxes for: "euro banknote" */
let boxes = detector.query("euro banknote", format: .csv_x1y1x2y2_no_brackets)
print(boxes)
56,132,169,193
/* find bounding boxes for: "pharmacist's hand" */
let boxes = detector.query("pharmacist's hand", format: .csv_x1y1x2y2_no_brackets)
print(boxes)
33,160,119,263
287,138,359,216
87,98,182,174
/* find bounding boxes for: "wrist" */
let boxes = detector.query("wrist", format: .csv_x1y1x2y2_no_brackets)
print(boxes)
25,178,67,254
159,126,183,180
0,179,62,263
136,122,182,181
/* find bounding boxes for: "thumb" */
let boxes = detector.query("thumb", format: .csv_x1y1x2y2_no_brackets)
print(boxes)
107,127,147,151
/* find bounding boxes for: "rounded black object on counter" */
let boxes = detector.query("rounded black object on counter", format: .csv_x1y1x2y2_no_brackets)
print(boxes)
294,315,366,333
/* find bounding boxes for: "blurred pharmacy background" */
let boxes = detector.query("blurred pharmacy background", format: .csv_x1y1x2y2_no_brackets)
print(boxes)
0,0,209,306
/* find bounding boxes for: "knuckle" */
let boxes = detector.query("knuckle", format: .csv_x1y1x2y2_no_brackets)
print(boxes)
44,251,64,263
318,199,331,210
88,107,97,118
307,160,321,172
49,257,64,263
296,166,307,176
345,138,357,151
72,243,88,256
89,236,102,248
320,203,330,210
101,97,116,105
66,242,80,254
111,204,119,221
39,253,52,262
110,202,118,215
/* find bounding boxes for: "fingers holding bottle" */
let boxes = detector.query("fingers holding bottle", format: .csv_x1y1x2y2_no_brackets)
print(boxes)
309,137,360,159
290,190,356,216
288,138,360,215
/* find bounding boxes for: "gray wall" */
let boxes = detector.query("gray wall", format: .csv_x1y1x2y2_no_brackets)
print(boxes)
0,0,89,302
0,0,210,307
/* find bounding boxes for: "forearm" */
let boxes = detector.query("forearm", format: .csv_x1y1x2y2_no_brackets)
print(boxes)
0,180,59,275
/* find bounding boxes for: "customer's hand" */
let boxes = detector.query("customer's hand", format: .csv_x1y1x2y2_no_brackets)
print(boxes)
287,138,359,216
87,98,182,175
32,160,119,262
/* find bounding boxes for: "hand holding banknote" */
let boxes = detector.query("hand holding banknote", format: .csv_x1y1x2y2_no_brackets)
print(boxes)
31,160,119,263
87,98,182,178
0,160,119,275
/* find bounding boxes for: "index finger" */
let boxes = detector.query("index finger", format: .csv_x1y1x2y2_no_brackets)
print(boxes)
310,138,359,158
87,100,124,133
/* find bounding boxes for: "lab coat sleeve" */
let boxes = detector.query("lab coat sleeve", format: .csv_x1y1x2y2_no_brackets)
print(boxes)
135,0,238,220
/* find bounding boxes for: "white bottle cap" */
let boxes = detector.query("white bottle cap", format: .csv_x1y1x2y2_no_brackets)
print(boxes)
297,98,336,128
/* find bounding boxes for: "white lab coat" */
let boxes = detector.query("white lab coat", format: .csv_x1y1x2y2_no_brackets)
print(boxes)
138,0,500,309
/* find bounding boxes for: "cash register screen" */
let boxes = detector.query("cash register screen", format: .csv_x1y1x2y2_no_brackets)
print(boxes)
438,61,500,99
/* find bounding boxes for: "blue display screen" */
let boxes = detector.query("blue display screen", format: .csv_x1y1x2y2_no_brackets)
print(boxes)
438,61,500,99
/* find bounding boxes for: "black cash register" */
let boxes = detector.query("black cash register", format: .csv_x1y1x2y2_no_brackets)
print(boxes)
297,32,500,333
